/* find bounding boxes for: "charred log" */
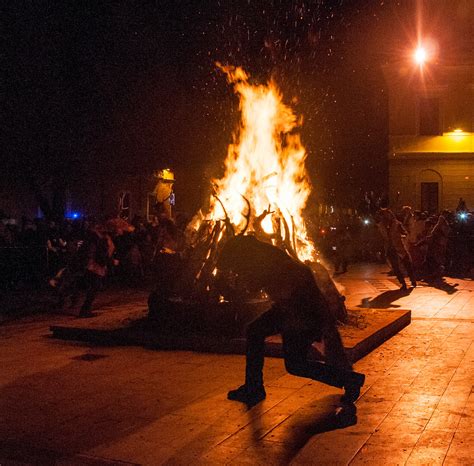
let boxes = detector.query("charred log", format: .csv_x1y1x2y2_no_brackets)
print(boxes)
238,195,251,235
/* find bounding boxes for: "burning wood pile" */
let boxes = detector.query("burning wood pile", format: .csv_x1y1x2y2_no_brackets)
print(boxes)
149,64,347,329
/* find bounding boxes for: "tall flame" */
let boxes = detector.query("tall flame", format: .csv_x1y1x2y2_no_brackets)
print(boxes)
208,64,315,261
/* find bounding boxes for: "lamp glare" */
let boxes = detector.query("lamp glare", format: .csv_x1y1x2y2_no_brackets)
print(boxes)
414,47,427,65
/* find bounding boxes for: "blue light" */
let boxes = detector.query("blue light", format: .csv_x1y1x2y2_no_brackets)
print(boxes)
66,212,81,220
458,212,467,220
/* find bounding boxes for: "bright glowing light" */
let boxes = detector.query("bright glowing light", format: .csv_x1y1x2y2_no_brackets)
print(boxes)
363,219,370,225
444,129,469,138
158,168,175,181
201,64,315,261
459,212,467,220
414,46,427,65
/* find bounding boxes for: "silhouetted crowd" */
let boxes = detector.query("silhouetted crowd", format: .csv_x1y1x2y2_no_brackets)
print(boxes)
0,213,189,300
318,200,474,283
1,199,473,306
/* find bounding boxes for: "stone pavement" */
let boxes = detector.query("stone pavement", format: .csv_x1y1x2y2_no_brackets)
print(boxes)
0,263,473,465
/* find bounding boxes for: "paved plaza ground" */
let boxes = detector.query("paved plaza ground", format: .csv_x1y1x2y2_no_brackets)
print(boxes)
1,263,473,465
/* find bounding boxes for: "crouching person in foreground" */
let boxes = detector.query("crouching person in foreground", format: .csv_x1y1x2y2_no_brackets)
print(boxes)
217,235,365,407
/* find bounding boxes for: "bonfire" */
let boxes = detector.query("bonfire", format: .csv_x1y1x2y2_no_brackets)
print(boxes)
149,64,347,329
184,64,320,296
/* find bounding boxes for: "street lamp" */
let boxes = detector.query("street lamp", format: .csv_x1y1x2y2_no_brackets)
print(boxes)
414,46,427,66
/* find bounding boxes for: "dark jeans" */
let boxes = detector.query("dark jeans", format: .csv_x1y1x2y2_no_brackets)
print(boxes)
245,305,354,391
334,254,348,273
56,268,81,308
83,271,102,311
56,269,102,313
386,248,416,286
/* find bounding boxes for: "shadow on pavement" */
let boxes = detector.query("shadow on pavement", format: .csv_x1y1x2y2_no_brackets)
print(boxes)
265,395,358,464
0,356,165,463
423,278,459,295
246,395,357,464
160,394,357,464
358,287,413,309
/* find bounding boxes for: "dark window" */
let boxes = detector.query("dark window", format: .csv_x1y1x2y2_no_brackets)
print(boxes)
421,182,438,213
419,97,440,135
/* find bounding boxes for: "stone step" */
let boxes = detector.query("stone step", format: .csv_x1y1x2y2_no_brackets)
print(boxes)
50,303,410,363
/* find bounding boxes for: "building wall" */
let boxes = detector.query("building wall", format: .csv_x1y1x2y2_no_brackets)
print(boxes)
75,174,158,221
384,62,473,212
389,154,474,211
385,64,473,136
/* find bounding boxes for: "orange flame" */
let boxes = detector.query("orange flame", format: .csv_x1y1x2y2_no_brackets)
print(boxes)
205,64,315,261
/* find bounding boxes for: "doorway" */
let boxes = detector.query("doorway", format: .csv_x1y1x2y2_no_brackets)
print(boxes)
421,182,438,213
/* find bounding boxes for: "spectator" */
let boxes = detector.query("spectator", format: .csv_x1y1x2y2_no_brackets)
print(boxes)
456,197,467,213
78,225,116,316
377,208,417,289
421,210,451,280
332,226,352,274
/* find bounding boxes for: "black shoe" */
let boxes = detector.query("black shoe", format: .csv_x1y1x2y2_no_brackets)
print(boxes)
410,279,417,288
341,371,365,404
334,403,357,427
227,385,266,407
400,282,408,290
78,311,95,318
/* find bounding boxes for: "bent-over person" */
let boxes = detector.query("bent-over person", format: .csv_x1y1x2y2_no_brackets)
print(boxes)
217,235,365,407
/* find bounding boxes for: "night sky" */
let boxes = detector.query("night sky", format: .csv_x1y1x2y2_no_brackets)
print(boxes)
2,1,472,213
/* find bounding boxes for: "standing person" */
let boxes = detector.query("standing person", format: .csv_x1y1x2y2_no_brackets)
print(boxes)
64,224,116,317
377,208,417,289
333,226,352,274
401,206,419,269
412,211,426,242
217,235,365,407
410,211,426,272
401,206,416,243
82,225,115,316
46,221,66,276
423,211,451,280
456,198,467,213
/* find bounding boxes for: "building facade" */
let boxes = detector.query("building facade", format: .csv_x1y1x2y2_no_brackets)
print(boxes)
383,61,473,213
